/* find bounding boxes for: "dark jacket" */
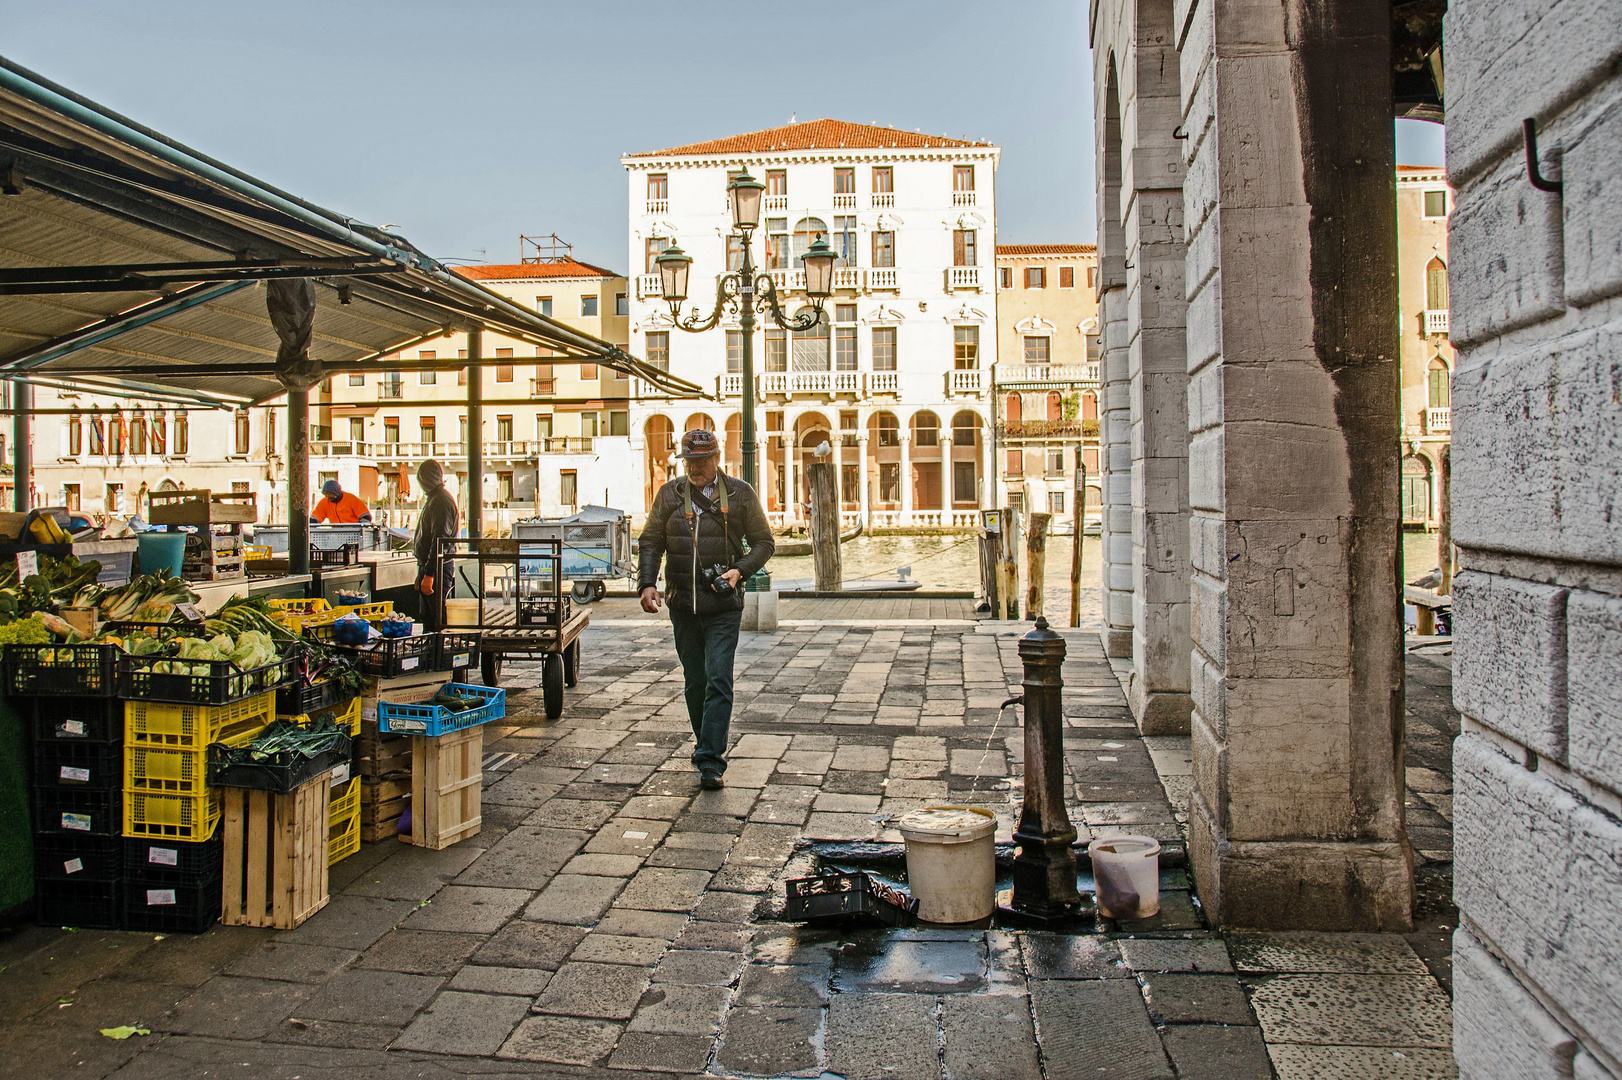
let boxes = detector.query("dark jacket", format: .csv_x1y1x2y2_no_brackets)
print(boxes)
413,486,459,578
638,473,774,614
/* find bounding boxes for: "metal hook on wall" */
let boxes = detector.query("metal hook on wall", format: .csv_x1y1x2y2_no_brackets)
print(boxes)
1523,118,1562,194
1172,126,1188,140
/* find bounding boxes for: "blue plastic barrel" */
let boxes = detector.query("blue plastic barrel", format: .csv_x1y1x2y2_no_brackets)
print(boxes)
135,532,186,578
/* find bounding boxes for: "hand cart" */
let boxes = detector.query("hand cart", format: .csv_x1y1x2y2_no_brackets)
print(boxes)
433,536,590,719
511,505,633,604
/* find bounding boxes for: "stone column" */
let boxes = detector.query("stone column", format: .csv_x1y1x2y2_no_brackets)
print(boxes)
1097,59,1134,659
1122,1,1192,735
940,433,954,522
1178,0,1410,930
899,432,912,526
832,431,844,524
857,431,870,527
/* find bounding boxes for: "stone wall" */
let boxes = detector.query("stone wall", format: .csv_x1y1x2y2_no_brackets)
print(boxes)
1447,1,1622,1075
1097,58,1134,658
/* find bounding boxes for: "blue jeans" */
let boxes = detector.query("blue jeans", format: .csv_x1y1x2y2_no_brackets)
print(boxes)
669,605,742,775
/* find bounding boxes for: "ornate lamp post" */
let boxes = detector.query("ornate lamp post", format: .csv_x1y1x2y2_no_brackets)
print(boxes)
654,169,839,489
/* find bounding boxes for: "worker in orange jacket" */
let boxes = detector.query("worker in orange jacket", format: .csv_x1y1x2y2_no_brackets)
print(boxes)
311,479,372,524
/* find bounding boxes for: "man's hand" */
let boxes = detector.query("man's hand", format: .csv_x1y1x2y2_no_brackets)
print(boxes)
721,569,743,590
420,576,434,596
640,586,662,614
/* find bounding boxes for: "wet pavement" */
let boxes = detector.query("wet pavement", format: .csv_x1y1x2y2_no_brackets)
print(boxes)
0,610,1459,1079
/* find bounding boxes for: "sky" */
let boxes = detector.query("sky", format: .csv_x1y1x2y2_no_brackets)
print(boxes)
2,1,1443,272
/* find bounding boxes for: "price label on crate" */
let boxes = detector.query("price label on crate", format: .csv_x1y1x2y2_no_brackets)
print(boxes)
15,550,37,578
148,847,179,866
62,858,83,875
146,889,177,906
62,720,86,736
61,812,91,832
329,762,351,786
59,766,90,783
175,603,204,623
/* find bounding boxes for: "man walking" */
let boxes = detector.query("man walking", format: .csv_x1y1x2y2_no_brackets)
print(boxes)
413,459,460,632
639,430,774,788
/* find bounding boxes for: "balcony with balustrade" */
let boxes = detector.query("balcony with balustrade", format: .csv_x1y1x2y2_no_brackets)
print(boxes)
637,273,662,300
530,377,556,398
646,198,668,215
946,369,984,395
312,438,599,464
1425,309,1449,336
867,268,898,290
953,191,976,207
760,371,863,397
995,363,1101,389
871,193,894,209
764,195,788,213
832,267,864,291
997,418,1085,440
946,266,981,291
766,268,805,294
833,193,856,209
1425,407,1451,434
868,371,898,394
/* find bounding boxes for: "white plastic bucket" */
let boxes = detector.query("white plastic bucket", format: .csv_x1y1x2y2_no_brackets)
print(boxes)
897,806,997,923
1087,834,1161,919
444,599,481,627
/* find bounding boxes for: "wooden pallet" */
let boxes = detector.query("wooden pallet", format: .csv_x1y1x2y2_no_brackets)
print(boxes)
405,726,482,850
220,779,331,929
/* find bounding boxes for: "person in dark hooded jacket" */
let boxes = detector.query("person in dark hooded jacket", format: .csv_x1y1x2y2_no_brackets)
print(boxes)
638,429,774,787
413,459,460,632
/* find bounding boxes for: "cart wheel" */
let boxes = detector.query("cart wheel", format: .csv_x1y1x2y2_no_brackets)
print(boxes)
563,640,579,687
571,580,593,604
481,652,503,687
591,580,606,601
543,653,565,718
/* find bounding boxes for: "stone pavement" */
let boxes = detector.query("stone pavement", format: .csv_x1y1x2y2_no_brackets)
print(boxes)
0,607,1459,1079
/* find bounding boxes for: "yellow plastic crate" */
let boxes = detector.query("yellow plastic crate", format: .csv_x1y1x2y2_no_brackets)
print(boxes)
281,696,362,737
123,722,263,796
328,776,360,822
328,803,360,865
268,597,331,615
123,787,221,840
124,693,275,751
296,602,396,631
244,544,273,560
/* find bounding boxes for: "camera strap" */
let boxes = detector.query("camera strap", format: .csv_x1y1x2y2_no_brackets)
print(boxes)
681,474,741,565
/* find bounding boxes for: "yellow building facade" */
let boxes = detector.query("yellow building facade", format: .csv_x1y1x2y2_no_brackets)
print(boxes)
1396,165,1454,528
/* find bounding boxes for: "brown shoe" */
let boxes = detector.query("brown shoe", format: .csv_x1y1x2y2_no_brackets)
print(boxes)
699,771,724,790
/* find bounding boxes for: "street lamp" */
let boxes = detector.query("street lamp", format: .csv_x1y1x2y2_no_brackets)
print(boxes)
656,169,836,490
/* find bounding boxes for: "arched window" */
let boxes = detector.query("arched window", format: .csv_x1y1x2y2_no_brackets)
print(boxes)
1005,394,1022,424
875,412,900,448
684,413,715,433
952,410,979,445
793,218,828,265
1046,392,1062,421
1428,357,1451,409
725,414,742,464
646,415,674,456
913,411,939,448
792,307,830,372
1402,455,1432,522
1426,257,1448,311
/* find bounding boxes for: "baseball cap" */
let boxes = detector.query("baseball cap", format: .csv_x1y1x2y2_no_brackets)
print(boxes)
678,429,720,459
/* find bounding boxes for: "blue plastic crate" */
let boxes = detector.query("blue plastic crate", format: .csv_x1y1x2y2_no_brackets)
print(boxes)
378,684,504,736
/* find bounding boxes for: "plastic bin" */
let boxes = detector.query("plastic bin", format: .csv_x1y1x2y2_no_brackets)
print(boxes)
35,879,122,930
129,718,264,796
123,875,221,933
1087,834,1161,920
433,631,480,673
283,696,362,737
31,698,122,744
206,735,352,794
118,651,298,706
444,599,480,627
122,788,221,841
5,643,122,698
33,834,123,882
135,532,186,578
896,806,997,924
33,741,122,790
35,785,121,836
378,684,504,736
125,833,224,878
124,693,274,751
276,676,355,717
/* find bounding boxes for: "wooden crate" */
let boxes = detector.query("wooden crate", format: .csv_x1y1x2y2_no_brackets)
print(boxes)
220,778,332,929
360,781,410,843
149,488,257,526
405,726,482,850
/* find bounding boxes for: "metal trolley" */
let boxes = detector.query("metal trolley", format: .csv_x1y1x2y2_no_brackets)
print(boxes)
434,536,590,719
511,505,633,604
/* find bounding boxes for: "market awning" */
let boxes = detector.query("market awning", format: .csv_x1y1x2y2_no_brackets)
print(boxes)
0,56,702,405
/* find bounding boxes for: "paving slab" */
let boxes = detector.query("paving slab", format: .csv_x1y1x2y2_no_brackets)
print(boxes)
392,990,530,1055
1142,973,1256,1025
674,920,755,953
627,983,731,1034
274,895,415,951
533,961,651,1019
1118,937,1234,974
595,908,690,940
1245,973,1453,1048
571,932,670,966
616,867,712,911
1030,978,1173,1080
735,962,831,1008
400,885,532,934
941,994,1042,1080
825,992,940,1080
455,826,589,889
224,942,358,984
585,817,673,856
608,1031,715,1073
449,965,553,997
715,1006,821,1075
263,1017,402,1050
1230,932,1431,975
499,1014,624,1066
835,936,986,993
620,795,693,820
473,920,588,970
157,975,317,1040
650,949,746,986
356,929,483,975
343,845,486,901
561,852,646,877
524,798,623,831
1160,1024,1276,1080
523,873,626,924
1020,932,1131,979
1267,1043,1458,1079
296,968,442,1025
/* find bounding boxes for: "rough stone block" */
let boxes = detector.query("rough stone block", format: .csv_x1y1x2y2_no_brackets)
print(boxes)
1449,152,1566,348
1208,838,1414,932
497,1014,621,1066
391,991,530,1056
1565,94,1622,306
1451,572,1569,761
1455,733,1622,1061
1246,973,1451,1047
1187,429,1225,512
608,1032,713,1073
1453,328,1622,565
715,1007,820,1075
825,993,940,1080
1454,927,1577,1080
1030,978,1171,1080
1221,518,1351,678
1221,677,1352,841
533,962,649,1020
1567,588,1622,791
522,874,625,925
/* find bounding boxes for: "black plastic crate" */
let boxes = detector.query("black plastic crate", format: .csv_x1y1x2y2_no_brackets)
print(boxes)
34,784,121,836
304,630,436,679
33,834,123,883
118,651,298,706
206,731,352,794
31,698,123,744
310,543,360,568
433,631,481,673
4,643,120,698
785,872,918,927
517,594,568,629
123,875,220,934
125,831,223,880
32,741,122,791
276,674,354,716
35,879,122,930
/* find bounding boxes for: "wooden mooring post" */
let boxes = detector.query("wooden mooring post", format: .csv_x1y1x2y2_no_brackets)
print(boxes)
978,509,1003,615
1026,512,1051,620
1002,508,1023,620
807,461,841,591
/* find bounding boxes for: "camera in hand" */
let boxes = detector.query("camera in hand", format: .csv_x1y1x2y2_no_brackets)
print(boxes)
701,564,735,596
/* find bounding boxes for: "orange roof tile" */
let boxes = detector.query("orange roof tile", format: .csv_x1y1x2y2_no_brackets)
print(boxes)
996,244,1097,256
628,119,991,158
454,260,621,281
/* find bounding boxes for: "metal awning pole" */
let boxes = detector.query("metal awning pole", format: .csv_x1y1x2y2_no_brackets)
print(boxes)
288,389,309,577
11,379,29,511
467,329,483,541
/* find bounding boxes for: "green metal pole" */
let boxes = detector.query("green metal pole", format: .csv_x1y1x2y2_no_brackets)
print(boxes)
738,237,758,490
288,388,309,577
467,328,483,540
12,379,29,511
